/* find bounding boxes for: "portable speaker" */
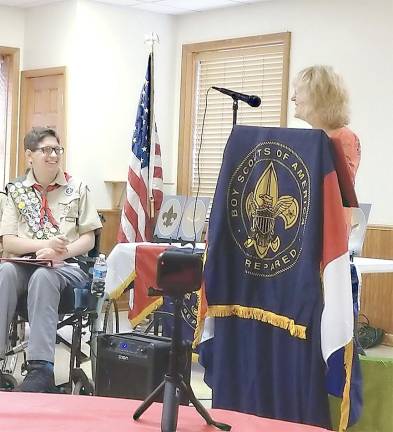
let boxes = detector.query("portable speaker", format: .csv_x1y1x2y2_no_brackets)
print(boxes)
95,332,191,404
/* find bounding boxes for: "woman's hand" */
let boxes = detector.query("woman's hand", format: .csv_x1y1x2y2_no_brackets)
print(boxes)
47,235,69,254
36,247,66,261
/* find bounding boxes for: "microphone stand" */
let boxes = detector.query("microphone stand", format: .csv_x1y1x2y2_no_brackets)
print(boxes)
232,99,238,126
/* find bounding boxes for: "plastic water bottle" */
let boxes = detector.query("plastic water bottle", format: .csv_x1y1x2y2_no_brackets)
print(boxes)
91,253,107,296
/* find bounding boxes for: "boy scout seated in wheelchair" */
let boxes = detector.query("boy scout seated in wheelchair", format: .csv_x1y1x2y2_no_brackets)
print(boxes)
0,127,102,393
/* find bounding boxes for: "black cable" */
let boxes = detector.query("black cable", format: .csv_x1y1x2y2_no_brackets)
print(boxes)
192,87,212,249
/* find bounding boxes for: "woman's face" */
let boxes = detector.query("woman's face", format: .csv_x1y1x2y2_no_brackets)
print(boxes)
291,82,310,122
26,136,62,178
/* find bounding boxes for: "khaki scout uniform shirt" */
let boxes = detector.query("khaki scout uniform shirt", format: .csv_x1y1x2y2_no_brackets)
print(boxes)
0,169,102,256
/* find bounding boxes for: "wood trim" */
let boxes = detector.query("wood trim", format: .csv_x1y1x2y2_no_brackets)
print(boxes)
18,66,66,176
280,33,291,127
18,70,28,175
360,224,393,334
177,32,291,195
177,47,195,195
0,46,20,180
20,67,66,79
63,67,68,171
97,208,121,257
182,32,292,53
362,224,393,259
0,46,19,55
382,333,393,347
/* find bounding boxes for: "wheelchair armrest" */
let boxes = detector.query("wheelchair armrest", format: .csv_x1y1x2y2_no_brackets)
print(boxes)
68,255,96,278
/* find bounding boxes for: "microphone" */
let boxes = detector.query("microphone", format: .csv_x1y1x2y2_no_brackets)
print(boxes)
212,86,261,108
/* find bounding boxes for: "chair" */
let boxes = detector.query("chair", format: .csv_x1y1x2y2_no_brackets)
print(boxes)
0,228,119,394
349,203,371,259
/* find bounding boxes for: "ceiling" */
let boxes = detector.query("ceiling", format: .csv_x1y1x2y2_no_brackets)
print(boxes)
0,0,269,15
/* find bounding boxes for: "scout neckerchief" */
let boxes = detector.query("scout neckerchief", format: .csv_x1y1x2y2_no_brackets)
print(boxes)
32,183,60,228
8,172,71,240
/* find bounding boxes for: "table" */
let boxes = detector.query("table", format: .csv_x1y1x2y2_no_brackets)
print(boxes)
106,242,205,300
0,392,330,432
105,242,205,327
353,257,393,274
105,244,393,301
105,245,393,341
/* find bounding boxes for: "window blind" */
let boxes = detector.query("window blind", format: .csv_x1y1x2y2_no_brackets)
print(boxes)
191,45,286,204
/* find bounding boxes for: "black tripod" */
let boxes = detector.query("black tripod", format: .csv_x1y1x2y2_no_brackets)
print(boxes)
133,295,231,432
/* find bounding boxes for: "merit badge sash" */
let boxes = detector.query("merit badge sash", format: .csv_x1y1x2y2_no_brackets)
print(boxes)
8,180,61,240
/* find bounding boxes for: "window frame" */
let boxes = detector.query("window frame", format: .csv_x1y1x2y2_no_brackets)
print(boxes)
177,32,291,195
0,46,20,182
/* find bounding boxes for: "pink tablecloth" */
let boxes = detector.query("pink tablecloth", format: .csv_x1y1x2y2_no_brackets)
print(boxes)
0,392,330,432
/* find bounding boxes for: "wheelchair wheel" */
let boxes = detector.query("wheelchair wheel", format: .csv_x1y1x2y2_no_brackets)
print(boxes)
0,373,18,391
72,378,95,396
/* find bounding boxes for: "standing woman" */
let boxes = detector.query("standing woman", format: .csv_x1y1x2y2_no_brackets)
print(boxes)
291,65,361,237
291,65,361,184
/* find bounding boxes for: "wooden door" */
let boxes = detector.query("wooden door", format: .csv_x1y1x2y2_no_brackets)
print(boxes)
18,67,66,176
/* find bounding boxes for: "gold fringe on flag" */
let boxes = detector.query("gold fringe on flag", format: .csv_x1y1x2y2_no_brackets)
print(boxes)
207,304,307,339
130,297,163,328
192,288,205,349
339,340,355,432
108,271,136,300
192,248,208,349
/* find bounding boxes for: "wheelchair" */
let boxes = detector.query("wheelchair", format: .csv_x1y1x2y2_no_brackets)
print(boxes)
0,229,119,394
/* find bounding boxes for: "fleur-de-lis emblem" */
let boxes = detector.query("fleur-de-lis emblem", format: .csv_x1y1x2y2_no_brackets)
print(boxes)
244,162,299,258
162,205,177,228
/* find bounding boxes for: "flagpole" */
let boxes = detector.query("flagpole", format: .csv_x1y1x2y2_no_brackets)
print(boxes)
145,32,159,219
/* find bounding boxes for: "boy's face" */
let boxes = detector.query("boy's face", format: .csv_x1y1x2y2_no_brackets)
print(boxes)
26,136,62,178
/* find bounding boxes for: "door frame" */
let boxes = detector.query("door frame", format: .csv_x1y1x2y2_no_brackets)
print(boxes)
0,46,20,181
18,66,66,176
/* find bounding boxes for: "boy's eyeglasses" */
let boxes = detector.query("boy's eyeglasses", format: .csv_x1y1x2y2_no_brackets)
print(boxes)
35,146,64,156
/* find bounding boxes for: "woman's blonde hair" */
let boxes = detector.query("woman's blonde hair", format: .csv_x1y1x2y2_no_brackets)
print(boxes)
294,65,350,129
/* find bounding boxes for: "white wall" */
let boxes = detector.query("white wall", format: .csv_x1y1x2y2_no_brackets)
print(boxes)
67,0,176,208
0,5,25,50
23,0,77,69
174,0,393,224
22,0,176,209
2,0,392,223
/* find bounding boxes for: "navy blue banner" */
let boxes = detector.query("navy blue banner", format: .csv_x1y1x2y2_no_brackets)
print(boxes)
200,126,361,429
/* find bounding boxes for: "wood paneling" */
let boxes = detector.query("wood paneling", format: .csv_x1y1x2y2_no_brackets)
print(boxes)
98,209,121,256
360,225,393,335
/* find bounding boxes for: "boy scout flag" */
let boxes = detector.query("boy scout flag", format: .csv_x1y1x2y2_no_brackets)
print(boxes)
198,126,362,430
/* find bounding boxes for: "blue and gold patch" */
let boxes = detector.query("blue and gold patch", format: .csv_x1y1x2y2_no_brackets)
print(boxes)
228,141,311,277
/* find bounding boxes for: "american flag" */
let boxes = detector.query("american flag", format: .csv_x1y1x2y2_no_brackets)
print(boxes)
118,54,163,243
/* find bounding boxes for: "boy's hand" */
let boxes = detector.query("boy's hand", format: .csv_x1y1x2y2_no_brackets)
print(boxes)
36,247,66,261
48,235,69,254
